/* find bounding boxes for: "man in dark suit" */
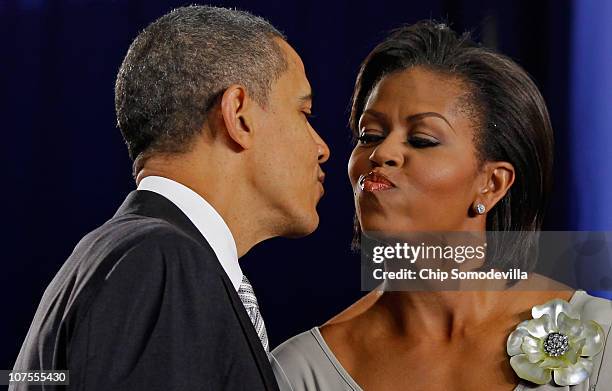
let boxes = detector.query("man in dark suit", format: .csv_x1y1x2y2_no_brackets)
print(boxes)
12,5,329,390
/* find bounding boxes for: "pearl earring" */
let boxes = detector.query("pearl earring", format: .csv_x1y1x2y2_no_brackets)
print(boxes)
474,203,486,215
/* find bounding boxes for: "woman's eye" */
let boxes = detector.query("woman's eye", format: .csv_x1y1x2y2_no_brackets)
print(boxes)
357,133,384,144
409,137,439,148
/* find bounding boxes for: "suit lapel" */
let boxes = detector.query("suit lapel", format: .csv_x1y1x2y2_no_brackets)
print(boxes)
114,190,205,243
115,190,279,390
220,273,280,391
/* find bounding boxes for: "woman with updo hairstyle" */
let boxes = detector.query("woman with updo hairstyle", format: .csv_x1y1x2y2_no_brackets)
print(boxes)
271,21,612,390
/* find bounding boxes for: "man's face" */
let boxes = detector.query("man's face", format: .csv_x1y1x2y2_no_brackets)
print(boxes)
250,39,330,237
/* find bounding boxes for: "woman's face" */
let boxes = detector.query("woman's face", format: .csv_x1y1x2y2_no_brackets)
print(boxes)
348,67,484,234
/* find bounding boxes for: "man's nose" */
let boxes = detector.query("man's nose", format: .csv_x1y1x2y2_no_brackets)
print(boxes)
311,128,330,164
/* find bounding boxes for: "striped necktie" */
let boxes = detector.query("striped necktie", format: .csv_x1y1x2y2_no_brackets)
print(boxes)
238,275,269,352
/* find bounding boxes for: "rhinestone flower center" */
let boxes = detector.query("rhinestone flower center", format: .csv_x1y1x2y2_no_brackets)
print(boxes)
543,332,569,357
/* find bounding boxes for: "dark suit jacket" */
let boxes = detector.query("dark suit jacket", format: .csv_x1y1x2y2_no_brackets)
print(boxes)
12,190,280,391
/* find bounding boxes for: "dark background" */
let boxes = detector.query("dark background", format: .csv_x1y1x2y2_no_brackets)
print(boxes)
2,0,605,370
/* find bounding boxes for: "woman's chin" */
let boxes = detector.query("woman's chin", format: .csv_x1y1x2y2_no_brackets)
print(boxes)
360,218,413,235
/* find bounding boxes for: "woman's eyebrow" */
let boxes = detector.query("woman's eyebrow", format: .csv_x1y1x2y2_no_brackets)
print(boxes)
363,109,455,132
407,112,455,132
362,109,388,121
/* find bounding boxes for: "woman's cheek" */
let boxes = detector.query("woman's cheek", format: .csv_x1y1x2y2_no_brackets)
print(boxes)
412,157,474,193
347,150,368,187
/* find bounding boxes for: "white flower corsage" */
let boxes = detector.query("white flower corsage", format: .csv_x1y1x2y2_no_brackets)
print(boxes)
507,298,605,386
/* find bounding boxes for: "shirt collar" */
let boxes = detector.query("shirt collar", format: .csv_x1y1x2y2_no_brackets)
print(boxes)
137,176,242,291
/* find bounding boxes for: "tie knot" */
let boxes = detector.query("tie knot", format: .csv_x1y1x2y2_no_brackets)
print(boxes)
239,275,254,294
238,275,258,309
241,275,251,288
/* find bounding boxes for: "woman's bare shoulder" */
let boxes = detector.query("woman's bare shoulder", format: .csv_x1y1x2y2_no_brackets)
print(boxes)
323,290,382,327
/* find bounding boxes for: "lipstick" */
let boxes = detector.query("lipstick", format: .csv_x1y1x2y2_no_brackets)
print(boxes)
359,171,395,192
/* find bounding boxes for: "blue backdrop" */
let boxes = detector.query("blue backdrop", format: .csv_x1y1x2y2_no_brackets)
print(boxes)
1,0,611,370
570,0,612,299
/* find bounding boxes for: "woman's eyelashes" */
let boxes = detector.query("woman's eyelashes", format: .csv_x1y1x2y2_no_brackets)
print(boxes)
357,133,384,144
408,136,440,148
357,131,440,148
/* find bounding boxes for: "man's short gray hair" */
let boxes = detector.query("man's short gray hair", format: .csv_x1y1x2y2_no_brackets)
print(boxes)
114,5,288,170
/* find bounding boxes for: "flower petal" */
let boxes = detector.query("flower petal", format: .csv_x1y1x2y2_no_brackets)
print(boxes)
565,338,585,365
510,354,552,385
521,335,544,363
507,320,531,356
539,356,569,369
526,314,555,338
533,299,580,328
553,358,593,386
578,320,605,357
557,312,583,338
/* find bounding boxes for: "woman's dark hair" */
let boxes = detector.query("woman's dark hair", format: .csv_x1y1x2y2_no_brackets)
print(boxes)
350,21,554,272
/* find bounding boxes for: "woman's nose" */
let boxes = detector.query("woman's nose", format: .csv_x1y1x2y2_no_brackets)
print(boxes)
368,137,404,167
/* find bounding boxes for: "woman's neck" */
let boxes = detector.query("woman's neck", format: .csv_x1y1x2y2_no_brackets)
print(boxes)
374,287,574,341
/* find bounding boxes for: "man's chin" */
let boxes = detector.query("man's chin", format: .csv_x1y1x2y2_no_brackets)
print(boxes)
282,212,319,238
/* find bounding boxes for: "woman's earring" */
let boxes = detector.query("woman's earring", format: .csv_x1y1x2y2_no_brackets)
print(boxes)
473,202,486,215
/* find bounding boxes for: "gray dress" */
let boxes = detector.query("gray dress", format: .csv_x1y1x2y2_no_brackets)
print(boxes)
270,291,612,390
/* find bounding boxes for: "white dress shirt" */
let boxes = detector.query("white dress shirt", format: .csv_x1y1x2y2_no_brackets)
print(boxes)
137,176,242,291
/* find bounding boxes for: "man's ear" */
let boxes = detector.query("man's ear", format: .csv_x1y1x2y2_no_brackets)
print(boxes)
220,84,257,149
475,161,515,212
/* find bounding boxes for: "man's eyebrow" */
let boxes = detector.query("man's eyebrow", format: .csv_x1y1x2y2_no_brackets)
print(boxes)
298,92,313,104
